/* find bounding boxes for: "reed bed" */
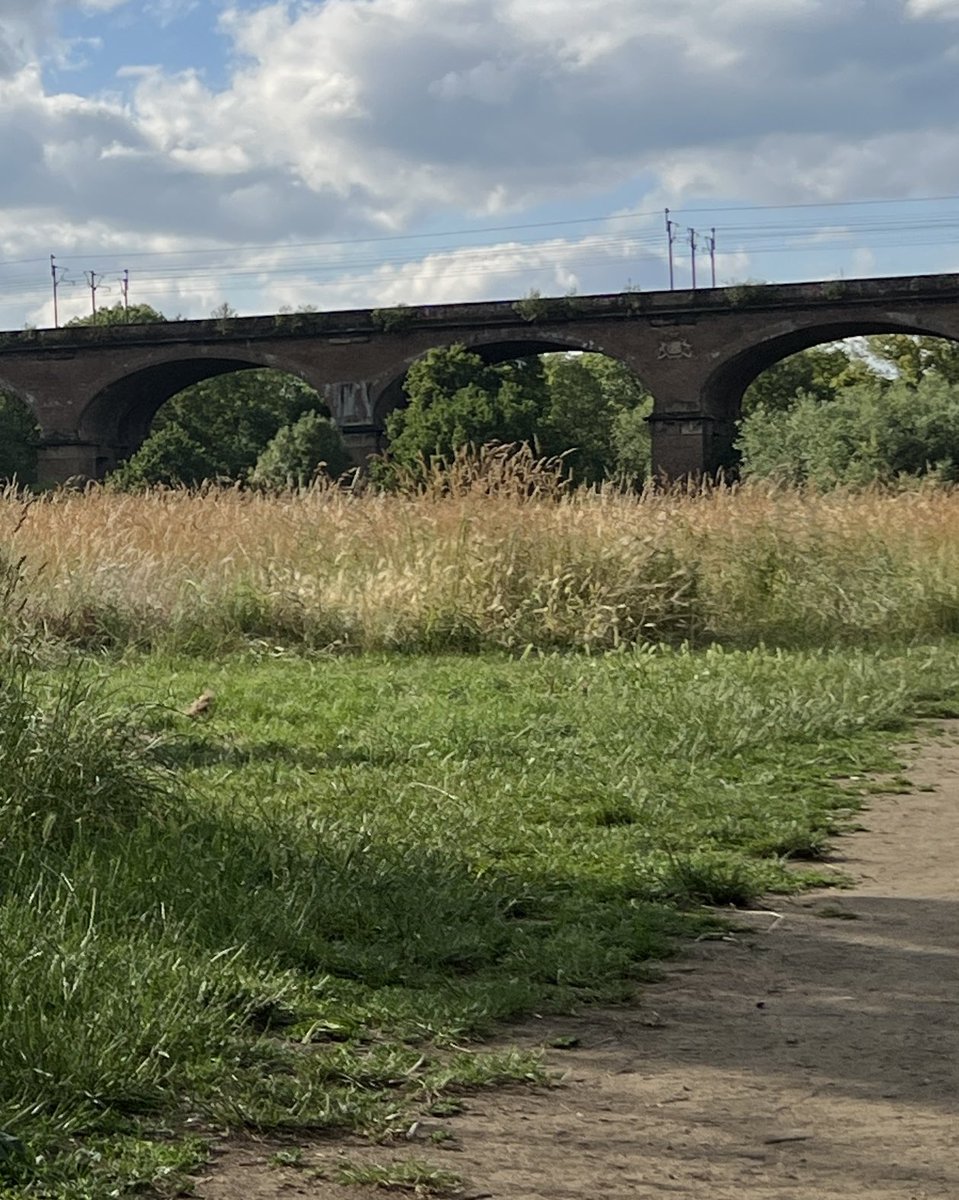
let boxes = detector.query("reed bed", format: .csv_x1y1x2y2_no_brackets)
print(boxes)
3,450,959,651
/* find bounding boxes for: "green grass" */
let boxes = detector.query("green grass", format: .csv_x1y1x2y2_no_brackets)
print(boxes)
334,1157,463,1195
2,641,959,1197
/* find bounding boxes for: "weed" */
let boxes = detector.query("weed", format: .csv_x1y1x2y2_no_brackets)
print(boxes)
270,1147,307,1167
336,1158,463,1194
428,1129,456,1145
426,1101,464,1118
512,290,551,322
725,281,768,307
371,305,414,332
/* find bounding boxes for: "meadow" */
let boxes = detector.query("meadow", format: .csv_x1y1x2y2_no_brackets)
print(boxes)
3,462,959,1197
3,449,959,652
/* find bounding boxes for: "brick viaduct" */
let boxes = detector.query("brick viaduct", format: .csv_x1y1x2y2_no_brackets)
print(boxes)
1,271,958,485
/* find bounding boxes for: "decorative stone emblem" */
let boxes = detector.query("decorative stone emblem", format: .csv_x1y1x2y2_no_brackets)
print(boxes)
658,338,693,360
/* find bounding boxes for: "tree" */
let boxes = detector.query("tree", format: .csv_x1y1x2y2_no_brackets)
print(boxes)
863,335,959,387
377,345,653,486
149,370,325,481
0,390,39,484
609,405,652,480
106,424,219,489
252,411,351,488
741,345,872,416
383,345,550,476
541,353,651,483
540,356,613,482
738,374,959,487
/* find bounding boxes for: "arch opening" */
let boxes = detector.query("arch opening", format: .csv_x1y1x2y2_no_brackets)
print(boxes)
724,327,959,486
0,377,40,485
371,338,654,485
82,361,346,487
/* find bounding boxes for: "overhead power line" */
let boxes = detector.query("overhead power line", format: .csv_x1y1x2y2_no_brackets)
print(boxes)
4,190,959,273
2,193,959,320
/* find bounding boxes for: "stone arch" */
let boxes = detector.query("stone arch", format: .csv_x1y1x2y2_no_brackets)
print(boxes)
369,330,638,429
76,355,321,469
0,373,40,420
701,315,959,425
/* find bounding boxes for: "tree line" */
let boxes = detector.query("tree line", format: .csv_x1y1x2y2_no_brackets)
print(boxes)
1,301,958,488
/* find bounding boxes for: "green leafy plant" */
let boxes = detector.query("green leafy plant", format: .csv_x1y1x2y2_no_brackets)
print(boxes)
512,289,551,322
372,304,415,332
335,1158,463,1195
724,281,768,307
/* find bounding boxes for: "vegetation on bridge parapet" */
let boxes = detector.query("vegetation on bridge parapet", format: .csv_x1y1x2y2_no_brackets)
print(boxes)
370,303,415,332
512,290,552,322
511,289,600,323
724,281,769,308
820,280,847,302
271,307,327,335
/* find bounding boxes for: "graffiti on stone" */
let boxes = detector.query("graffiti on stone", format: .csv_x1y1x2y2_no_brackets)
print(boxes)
324,381,372,425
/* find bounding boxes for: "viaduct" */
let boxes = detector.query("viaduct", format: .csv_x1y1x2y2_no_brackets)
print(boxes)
1,271,959,485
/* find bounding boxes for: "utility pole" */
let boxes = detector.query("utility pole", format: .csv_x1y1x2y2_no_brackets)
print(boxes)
665,208,678,290
688,228,698,290
705,227,717,287
120,269,130,319
85,270,102,321
50,255,62,328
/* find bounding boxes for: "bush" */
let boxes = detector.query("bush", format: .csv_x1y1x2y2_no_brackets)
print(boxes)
107,422,219,489
738,375,959,486
251,410,352,487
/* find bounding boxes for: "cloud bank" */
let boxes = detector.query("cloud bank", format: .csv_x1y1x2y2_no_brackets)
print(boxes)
2,0,959,321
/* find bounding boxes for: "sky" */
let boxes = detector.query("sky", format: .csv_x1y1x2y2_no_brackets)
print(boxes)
2,0,959,328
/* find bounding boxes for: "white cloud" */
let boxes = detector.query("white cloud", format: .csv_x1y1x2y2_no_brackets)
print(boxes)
907,0,959,15
2,0,959,327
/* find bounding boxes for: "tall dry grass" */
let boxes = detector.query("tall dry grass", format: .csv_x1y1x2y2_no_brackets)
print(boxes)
3,448,959,652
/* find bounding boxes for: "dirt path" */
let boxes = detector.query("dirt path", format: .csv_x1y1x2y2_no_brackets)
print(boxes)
197,723,959,1200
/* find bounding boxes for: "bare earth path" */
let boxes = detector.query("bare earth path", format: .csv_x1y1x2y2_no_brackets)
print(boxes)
198,723,959,1200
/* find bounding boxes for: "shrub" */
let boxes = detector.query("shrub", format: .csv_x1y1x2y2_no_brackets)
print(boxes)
251,410,352,487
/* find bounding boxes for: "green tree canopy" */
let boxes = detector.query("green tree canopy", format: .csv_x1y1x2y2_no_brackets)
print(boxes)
863,335,959,387
540,353,652,482
382,345,550,476
107,423,218,490
0,390,39,484
738,374,959,487
380,344,651,484
741,344,874,416
252,411,352,488
149,370,325,481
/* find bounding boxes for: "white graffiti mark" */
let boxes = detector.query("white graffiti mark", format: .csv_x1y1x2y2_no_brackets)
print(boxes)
657,338,693,360
324,381,372,425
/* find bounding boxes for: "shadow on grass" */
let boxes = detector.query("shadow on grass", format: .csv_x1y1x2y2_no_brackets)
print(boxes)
149,735,412,771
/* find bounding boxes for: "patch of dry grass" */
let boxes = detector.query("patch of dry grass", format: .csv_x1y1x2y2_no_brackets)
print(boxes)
3,449,959,651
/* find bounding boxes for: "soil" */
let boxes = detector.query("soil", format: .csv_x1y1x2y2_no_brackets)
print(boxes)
195,722,959,1200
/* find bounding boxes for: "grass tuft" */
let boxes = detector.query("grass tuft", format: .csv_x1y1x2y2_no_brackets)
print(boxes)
335,1157,463,1195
